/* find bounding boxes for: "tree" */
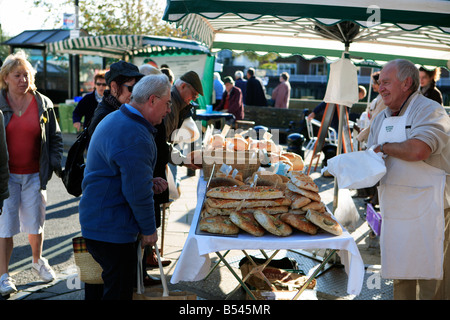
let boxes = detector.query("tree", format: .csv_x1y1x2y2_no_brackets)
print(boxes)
34,0,186,37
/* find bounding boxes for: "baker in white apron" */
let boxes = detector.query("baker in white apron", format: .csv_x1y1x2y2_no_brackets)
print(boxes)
377,94,446,282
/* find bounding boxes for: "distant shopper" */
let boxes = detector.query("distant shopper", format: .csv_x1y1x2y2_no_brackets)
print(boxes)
234,70,247,102
271,72,291,109
419,66,443,105
213,72,225,108
215,76,244,120
72,70,107,131
245,67,267,107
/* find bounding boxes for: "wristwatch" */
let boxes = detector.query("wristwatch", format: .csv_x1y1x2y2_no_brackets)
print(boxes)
380,142,387,154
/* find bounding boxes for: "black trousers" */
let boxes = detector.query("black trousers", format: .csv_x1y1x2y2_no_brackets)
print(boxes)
85,238,137,300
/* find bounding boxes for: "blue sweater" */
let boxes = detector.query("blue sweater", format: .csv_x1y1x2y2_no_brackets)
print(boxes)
79,105,157,243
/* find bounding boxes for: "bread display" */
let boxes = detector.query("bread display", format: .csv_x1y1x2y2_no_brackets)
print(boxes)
199,157,344,237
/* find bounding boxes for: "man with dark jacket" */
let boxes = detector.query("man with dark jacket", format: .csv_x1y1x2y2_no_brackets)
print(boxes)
245,67,267,107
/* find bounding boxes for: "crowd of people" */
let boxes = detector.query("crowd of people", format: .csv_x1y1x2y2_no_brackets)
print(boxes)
0,50,449,301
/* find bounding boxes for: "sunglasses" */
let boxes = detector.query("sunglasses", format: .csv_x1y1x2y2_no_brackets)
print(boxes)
122,84,134,93
96,82,107,87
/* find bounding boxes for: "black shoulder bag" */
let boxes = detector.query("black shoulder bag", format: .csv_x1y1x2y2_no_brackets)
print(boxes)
62,129,89,197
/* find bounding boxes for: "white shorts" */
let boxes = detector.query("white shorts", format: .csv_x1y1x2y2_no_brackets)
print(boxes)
0,173,47,237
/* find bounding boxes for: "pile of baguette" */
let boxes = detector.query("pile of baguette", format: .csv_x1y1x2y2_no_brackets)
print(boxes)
199,170,343,237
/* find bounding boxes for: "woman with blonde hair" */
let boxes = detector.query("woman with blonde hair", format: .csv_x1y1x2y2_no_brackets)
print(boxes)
0,50,63,296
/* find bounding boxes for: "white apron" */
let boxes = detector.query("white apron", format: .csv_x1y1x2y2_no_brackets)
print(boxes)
378,96,446,279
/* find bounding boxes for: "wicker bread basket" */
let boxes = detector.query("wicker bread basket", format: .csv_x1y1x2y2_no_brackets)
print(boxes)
202,149,260,180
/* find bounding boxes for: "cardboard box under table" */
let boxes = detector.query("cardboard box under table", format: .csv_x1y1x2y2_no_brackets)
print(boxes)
170,175,365,300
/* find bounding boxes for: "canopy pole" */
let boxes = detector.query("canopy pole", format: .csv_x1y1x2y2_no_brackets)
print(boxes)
332,46,350,213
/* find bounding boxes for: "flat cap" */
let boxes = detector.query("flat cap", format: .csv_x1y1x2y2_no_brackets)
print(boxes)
105,60,144,85
180,71,203,96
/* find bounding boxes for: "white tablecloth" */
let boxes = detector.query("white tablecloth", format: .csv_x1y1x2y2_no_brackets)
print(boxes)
170,177,365,296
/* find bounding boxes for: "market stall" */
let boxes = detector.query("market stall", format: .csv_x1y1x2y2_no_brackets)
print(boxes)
169,128,364,299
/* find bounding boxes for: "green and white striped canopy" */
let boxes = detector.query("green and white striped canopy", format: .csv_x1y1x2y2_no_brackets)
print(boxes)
47,34,209,59
163,0,450,68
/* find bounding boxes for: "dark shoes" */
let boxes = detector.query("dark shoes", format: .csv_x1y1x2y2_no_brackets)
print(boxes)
143,274,162,286
146,251,171,268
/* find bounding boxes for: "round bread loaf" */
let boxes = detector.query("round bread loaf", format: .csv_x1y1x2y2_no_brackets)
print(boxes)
253,210,292,236
230,212,265,236
199,216,240,234
282,152,304,171
305,209,343,236
226,137,248,151
211,134,225,148
280,213,318,235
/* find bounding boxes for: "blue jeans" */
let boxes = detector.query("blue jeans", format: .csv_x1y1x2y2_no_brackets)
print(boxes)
85,238,137,300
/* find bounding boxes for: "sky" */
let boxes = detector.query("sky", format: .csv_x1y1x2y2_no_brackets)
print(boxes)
0,0,166,37
0,0,63,36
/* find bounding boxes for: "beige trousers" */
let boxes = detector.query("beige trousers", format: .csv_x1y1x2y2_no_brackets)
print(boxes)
393,208,450,300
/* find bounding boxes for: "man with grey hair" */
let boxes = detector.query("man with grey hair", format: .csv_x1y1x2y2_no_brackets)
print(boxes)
368,59,450,300
164,71,203,170
79,74,171,300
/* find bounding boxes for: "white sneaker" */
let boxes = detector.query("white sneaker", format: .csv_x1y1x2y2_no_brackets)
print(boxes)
0,273,17,296
32,258,56,282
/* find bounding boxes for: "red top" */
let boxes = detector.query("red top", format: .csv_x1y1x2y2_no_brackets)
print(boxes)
6,96,40,174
